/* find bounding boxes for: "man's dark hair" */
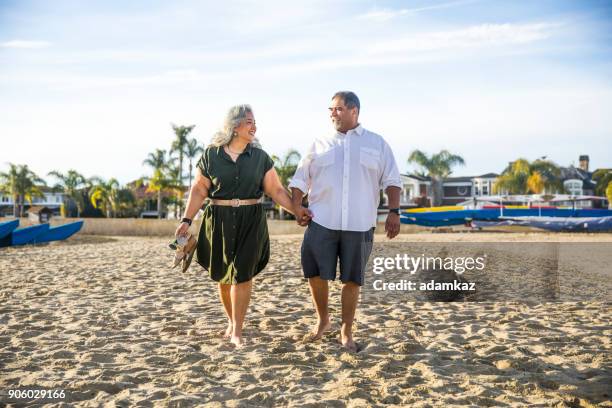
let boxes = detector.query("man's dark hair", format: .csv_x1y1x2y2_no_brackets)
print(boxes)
332,91,360,112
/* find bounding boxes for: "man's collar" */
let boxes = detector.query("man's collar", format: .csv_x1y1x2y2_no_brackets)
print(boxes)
336,124,364,137
352,124,364,136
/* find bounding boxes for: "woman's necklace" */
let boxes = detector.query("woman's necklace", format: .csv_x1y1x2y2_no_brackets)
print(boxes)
224,145,241,163
226,145,244,155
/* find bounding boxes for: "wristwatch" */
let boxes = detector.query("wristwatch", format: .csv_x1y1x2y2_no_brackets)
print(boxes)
181,217,192,226
389,208,400,215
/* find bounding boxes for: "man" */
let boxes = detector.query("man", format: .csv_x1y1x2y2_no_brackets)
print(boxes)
290,91,402,352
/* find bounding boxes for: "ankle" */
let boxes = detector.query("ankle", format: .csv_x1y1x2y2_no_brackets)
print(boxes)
341,322,353,336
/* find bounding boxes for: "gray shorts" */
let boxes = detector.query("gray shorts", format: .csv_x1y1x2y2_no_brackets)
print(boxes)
301,221,374,286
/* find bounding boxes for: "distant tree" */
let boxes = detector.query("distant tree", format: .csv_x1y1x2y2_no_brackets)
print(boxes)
143,149,178,219
48,169,86,217
170,124,196,215
185,138,204,190
407,150,465,206
494,159,562,195
143,149,167,172
272,149,301,188
115,188,137,217
146,168,179,219
606,181,612,209
90,178,120,218
592,169,612,196
0,163,46,217
271,149,301,219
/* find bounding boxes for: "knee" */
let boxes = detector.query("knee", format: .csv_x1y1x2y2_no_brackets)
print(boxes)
343,281,360,289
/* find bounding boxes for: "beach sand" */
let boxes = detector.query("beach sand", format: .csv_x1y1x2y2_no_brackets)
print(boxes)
1,233,611,407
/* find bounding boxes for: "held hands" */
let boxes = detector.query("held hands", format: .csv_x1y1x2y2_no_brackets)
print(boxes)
385,212,400,239
294,205,314,227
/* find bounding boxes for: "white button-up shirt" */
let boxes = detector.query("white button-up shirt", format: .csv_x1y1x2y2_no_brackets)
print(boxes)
289,125,402,232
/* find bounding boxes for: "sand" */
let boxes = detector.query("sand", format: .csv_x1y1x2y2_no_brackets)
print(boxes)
1,233,611,407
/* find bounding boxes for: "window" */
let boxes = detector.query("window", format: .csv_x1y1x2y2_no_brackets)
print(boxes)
563,179,582,196
482,184,488,195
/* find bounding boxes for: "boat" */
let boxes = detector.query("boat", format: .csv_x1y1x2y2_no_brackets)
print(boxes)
474,216,612,232
0,219,19,239
31,221,84,244
0,223,50,247
400,195,612,228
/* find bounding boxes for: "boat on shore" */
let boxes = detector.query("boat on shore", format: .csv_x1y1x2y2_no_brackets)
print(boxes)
0,219,20,239
0,223,49,247
400,195,612,231
0,220,84,247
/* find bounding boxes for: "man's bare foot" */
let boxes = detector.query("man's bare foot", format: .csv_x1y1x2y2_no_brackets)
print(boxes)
340,333,359,353
305,318,332,342
230,335,245,348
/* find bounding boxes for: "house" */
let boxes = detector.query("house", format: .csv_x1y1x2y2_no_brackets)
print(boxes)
0,187,64,216
559,155,596,196
379,172,499,209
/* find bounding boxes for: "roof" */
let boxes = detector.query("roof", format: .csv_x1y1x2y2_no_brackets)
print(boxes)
401,173,431,181
475,173,499,178
444,176,473,182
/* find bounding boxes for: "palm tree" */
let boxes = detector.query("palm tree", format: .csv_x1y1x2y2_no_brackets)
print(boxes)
0,163,46,217
494,158,562,195
143,149,172,219
593,169,612,196
146,168,179,219
170,124,196,215
143,149,167,171
272,149,302,188
90,178,120,218
271,149,302,219
185,138,204,190
606,181,612,209
48,169,86,217
407,150,465,206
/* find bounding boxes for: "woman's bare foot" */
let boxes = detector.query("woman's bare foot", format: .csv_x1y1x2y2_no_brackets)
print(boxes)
218,322,233,338
230,335,245,348
224,322,233,338
305,318,332,342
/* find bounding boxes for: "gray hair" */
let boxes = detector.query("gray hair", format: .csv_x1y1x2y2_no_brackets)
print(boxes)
332,91,360,113
209,104,261,148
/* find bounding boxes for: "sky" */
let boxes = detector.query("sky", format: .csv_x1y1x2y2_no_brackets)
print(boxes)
1,0,611,185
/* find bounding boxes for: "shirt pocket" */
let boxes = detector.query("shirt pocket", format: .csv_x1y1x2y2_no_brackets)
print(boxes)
360,147,380,171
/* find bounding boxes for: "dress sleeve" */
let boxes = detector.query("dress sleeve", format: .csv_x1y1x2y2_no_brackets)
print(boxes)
263,150,275,173
196,148,210,179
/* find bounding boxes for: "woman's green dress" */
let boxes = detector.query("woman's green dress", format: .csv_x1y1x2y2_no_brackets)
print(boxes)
195,144,274,284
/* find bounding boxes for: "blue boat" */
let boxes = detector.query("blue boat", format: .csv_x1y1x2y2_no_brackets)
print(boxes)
0,223,50,248
31,221,84,244
401,207,612,227
0,219,19,239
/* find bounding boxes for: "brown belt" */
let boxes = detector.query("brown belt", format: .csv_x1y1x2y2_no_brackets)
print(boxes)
210,198,262,207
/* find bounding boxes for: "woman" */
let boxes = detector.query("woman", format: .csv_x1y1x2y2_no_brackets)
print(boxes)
175,104,308,347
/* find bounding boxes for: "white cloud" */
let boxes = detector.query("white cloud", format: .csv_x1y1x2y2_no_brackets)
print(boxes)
1,40,51,49
368,23,560,55
357,0,478,22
